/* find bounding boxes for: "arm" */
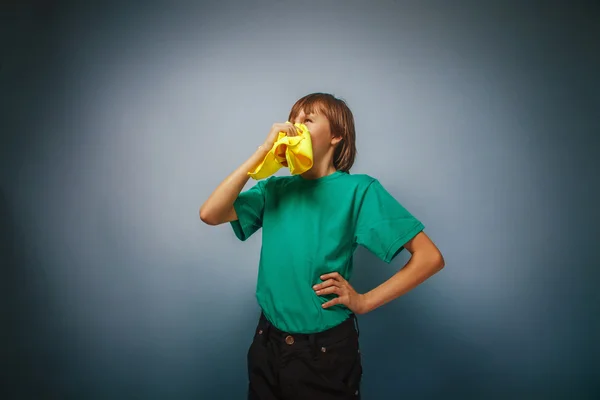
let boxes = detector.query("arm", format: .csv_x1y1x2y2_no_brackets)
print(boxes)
199,122,301,226
315,231,444,314
199,145,270,225
360,231,444,313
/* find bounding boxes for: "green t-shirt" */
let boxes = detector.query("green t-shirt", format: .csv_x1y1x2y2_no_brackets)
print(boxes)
231,170,424,334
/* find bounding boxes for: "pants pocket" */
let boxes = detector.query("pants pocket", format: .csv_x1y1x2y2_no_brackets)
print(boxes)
345,351,363,397
315,334,363,396
247,328,264,376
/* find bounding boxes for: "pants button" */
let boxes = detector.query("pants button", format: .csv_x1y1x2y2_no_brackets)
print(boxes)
285,335,295,345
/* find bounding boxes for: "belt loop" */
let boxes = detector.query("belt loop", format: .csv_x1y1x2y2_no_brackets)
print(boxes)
260,313,271,344
308,333,318,359
353,314,360,338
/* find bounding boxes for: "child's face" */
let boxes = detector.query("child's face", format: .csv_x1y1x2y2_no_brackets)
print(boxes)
293,109,336,158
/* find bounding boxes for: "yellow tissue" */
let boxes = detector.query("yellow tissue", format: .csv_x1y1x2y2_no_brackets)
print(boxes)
248,122,313,180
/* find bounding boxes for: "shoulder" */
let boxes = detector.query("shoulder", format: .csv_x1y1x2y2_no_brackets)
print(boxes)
340,173,401,205
342,172,377,184
338,172,379,191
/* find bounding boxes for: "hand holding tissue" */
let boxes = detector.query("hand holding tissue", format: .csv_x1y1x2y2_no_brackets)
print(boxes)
248,122,313,180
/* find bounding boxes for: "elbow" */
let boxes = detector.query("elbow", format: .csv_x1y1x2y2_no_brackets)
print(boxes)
199,206,218,226
199,203,235,226
434,251,445,271
420,246,444,272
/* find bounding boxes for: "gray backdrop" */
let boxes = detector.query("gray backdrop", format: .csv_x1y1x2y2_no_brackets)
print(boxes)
2,1,599,398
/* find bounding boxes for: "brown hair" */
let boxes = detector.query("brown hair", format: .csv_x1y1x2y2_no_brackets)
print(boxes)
287,93,357,172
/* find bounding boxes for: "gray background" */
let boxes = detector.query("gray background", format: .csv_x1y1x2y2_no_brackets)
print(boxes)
1,0,599,398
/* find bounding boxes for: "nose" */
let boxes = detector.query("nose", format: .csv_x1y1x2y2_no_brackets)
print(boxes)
293,112,305,125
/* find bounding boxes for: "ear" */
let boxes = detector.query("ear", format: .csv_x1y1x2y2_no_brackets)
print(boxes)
330,135,343,146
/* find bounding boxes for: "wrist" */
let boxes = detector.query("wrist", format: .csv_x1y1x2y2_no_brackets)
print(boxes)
261,141,273,150
358,292,374,314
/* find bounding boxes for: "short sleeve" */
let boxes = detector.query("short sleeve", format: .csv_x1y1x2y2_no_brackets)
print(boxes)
354,179,424,263
230,179,268,241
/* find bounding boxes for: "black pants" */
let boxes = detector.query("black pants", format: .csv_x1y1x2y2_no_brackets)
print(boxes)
247,312,363,400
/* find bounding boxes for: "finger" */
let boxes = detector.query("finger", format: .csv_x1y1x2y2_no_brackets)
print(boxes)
313,279,340,291
322,297,342,309
277,123,292,133
315,285,341,296
287,125,298,137
320,272,343,282
290,122,302,136
280,125,291,136
275,123,290,132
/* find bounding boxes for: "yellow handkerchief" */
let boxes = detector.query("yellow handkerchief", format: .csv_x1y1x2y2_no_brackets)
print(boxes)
248,122,313,180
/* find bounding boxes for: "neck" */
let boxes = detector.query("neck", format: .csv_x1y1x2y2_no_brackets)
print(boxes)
300,162,337,180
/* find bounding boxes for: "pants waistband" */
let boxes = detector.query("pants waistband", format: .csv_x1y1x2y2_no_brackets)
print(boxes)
256,312,359,347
